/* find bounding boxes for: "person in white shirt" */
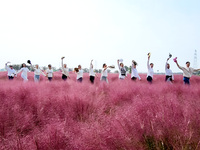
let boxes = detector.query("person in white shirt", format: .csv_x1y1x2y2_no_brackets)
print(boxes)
117,59,126,80
16,63,30,81
165,58,174,82
61,57,70,81
100,63,113,83
89,60,96,84
46,64,53,81
175,60,200,84
147,54,154,83
74,65,83,82
5,62,16,80
31,64,46,82
131,60,141,81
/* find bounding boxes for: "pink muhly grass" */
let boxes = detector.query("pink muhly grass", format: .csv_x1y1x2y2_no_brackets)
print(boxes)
0,72,200,149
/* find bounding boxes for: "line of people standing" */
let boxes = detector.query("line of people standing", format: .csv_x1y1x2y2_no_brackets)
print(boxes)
4,54,200,84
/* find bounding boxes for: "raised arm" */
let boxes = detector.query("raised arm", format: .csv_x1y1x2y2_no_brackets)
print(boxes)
117,60,120,70
90,60,93,69
175,61,182,70
165,58,169,71
61,57,64,69
30,64,35,71
5,62,10,70
147,56,150,69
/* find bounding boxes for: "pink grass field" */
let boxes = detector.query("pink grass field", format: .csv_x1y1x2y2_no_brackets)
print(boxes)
0,72,200,149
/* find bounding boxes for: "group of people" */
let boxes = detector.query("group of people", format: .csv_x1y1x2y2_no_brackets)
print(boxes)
4,54,200,85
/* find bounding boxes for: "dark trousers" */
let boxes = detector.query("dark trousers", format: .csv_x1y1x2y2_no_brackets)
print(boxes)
131,77,137,81
8,76,14,80
183,77,190,85
62,74,68,81
90,76,95,83
77,77,83,83
165,75,172,82
147,76,153,83
48,77,52,81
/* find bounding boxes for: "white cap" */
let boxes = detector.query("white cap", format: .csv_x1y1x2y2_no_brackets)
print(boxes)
119,59,123,62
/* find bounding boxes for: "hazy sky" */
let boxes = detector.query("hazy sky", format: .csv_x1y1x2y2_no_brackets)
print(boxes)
0,0,199,72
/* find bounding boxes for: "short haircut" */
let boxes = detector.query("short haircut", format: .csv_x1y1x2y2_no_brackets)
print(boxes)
186,61,190,64
103,63,106,68
150,63,154,65
48,64,51,67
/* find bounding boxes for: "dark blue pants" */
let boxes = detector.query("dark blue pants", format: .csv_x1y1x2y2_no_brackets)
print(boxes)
77,77,83,83
183,77,190,85
147,76,153,83
8,76,14,80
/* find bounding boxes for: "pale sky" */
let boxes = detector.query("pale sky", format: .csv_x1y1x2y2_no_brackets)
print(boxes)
0,0,199,72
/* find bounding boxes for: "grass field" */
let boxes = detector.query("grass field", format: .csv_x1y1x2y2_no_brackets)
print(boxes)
0,72,200,149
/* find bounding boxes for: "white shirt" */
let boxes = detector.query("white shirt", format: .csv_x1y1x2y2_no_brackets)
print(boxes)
76,69,83,79
89,64,95,76
17,67,30,78
101,68,108,77
131,65,141,80
5,64,16,77
46,69,53,77
34,68,46,76
61,59,69,76
178,66,196,78
147,60,154,78
165,61,174,80
118,63,126,79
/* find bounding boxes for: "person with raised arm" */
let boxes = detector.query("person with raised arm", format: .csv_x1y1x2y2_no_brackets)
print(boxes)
165,54,174,82
61,57,70,81
100,63,114,83
89,60,96,84
46,64,53,81
16,63,30,81
131,60,141,81
147,53,154,83
74,65,83,82
117,59,127,80
174,58,200,84
5,62,16,80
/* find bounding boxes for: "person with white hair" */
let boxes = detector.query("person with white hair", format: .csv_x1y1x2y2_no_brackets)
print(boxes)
31,64,46,82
